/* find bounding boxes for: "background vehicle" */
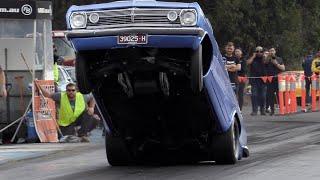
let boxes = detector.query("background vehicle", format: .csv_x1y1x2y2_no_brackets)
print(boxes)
56,65,74,92
64,66,76,83
66,0,249,165
52,31,76,66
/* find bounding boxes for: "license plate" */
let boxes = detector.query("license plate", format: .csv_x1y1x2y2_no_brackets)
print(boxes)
117,34,148,44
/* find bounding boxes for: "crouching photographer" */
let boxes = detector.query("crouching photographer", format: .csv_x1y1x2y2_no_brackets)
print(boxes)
311,50,320,75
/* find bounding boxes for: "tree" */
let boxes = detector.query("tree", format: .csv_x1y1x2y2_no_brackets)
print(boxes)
52,0,320,69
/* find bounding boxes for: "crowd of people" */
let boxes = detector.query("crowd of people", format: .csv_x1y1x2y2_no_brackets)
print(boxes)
302,49,320,106
222,42,285,116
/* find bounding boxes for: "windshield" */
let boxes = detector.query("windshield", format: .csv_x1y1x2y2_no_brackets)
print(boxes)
53,37,75,58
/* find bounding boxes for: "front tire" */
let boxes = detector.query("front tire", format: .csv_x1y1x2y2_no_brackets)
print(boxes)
190,44,204,94
211,118,240,164
76,53,92,94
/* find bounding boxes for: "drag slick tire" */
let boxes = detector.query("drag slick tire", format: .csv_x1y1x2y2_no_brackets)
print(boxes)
212,118,240,164
75,53,92,94
190,44,204,94
105,134,132,166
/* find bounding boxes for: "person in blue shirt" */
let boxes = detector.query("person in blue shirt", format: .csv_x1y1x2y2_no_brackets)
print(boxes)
302,50,314,105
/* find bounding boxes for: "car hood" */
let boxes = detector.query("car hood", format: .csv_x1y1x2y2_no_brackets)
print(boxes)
68,0,195,12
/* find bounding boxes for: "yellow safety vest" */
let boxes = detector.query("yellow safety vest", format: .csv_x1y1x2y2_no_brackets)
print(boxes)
53,62,59,83
58,92,86,126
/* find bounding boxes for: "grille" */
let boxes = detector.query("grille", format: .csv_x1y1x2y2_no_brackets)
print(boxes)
86,8,182,29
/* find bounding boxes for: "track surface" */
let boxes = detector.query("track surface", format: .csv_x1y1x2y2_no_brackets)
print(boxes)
1,107,320,180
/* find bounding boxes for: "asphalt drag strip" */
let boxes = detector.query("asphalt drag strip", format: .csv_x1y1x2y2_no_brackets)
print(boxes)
1,107,320,180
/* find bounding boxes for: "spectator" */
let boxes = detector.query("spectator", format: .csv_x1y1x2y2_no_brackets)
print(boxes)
35,82,99,142
0,65,7,145
247,46,267,116
235,48,246,110
263,49,271,112
223,42,241,94
265,48,285,115
263,50,270,60
0,66,7,98
311,50,320,75
302,50,314,105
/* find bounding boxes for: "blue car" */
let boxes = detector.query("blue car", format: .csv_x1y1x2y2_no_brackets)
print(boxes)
66,0,249,165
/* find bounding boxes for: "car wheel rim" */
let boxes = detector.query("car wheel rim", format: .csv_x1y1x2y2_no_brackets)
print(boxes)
232,122,239,159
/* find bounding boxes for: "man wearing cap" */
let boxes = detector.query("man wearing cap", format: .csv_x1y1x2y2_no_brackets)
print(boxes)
35,82,99,142
265,48,285,115
247,46,267,116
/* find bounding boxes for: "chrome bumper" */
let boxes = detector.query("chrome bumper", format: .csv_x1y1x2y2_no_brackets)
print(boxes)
66,27,206,38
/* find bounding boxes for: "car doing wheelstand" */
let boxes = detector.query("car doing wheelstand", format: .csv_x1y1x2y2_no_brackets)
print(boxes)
66,0,249,165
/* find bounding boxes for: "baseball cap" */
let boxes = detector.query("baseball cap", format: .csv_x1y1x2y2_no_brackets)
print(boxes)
255,46,263,52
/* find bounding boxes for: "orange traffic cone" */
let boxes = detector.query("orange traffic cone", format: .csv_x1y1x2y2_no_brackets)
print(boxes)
289,75,297,113
311,74,317,112
285,74,291,114
300,74,307,112
278,74,286,115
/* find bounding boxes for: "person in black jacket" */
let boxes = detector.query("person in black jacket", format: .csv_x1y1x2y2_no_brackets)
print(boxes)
235,48,246,110
223,42,241,94
265,48,285,115
247,46,267,116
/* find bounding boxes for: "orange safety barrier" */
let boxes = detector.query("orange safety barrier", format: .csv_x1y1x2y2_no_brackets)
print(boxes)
278,74,286,115
300,75,307,112
311,74,317,112
289,75,297,113
33,80,58,143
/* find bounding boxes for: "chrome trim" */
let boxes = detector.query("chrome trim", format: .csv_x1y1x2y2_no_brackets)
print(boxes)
85,8,184,29
66,27,206,38
86,23,181,29
180,9,197,26
70,12,87,29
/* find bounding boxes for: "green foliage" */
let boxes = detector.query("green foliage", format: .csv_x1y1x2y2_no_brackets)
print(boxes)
52,0,320,70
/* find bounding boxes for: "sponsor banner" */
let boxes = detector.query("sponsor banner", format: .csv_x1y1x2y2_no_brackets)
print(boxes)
36,1,52,19
0,0,52,19
33,80,58,143
0,0,36,19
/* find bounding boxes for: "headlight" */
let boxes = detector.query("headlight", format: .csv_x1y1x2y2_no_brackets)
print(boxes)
70,12,87,29
180,9,197,26
89,13,99,24
167,11,178,22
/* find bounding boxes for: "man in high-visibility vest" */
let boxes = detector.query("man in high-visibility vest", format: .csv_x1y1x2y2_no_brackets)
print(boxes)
36,82,99,142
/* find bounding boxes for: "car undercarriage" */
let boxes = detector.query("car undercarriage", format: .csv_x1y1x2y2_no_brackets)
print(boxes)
76,47,221,162
67,0,249,165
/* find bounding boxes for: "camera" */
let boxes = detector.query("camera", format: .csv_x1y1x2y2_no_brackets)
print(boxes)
226,61,235,65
